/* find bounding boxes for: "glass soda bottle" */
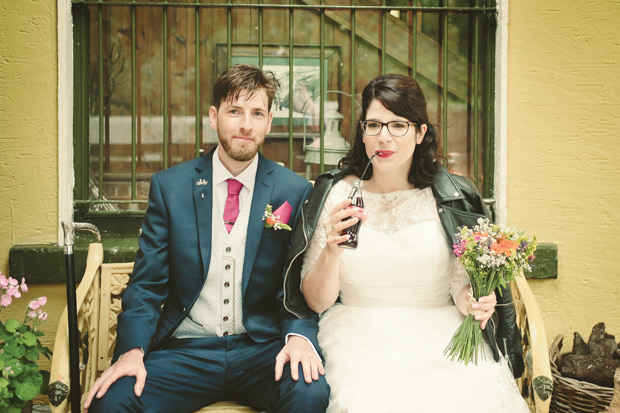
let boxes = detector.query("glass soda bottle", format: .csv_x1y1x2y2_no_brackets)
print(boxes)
338,180,364,249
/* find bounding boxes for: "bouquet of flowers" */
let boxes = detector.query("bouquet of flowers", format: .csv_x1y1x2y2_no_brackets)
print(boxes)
444,218,537,365
0,271,51,411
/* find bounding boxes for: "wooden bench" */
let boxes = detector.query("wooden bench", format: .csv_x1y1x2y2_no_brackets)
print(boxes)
49,242,552,412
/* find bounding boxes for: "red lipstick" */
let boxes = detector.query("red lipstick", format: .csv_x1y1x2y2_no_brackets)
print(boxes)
375,150,394,158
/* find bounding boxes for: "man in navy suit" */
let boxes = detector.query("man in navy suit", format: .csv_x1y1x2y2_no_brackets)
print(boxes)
84,64,329,412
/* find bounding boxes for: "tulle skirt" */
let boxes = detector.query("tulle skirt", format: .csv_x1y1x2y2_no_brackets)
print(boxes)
318,304,529,413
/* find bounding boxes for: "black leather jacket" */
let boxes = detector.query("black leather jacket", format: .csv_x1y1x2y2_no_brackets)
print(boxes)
283,165,524,378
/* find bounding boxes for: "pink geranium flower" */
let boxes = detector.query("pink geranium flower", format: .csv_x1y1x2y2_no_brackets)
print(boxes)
28,296,47,310
6,285,18,298
1,294,12,307
20,278,28,292
0,274,8,288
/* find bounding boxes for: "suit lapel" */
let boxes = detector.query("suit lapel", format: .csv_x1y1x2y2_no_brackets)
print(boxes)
193,151,214,279
242,154,274,297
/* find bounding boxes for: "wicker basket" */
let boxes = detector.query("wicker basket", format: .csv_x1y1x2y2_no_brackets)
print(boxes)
549,334,615,413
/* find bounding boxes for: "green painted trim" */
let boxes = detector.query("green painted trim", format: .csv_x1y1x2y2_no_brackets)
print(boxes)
482,5,496,199
527,242,558,279
11,239,557,282
9,237,139,283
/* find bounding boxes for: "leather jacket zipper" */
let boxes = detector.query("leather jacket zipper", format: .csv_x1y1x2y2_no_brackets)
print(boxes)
283,201,310,319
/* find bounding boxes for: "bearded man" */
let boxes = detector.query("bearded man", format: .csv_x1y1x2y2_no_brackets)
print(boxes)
84,64,329,413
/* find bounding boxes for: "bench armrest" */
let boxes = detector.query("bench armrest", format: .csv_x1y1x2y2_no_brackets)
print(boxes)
512,275,553,413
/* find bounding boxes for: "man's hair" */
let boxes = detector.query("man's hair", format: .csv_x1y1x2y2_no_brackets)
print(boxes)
212,64,279,110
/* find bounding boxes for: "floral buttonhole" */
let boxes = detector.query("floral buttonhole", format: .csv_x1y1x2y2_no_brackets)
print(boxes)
263,202,292,231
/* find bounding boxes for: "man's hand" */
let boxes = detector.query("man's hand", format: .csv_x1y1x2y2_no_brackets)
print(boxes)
83,348,146,412
275,335,324,384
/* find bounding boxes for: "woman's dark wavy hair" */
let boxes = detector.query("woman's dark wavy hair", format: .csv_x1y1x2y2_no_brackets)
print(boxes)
338,74,438,188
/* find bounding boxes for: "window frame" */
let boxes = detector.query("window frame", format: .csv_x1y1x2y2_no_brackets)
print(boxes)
66,0,500,233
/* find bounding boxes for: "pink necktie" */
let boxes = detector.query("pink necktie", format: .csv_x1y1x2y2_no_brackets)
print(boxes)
223,179,243,233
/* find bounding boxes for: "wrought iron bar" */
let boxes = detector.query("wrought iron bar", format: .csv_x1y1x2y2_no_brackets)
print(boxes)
258,0,263,68
195,3,201,157
319,0,325,173
73,1,496,12
131,4,137,200
381,0,386,74
97,5,104,201
473,2,480,185
163,6,169,169
350,0,356,135
441,5,449,161
288,0,294,168
410,0,417,79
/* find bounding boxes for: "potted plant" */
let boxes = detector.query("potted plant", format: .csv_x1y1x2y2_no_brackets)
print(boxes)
0,271,51,412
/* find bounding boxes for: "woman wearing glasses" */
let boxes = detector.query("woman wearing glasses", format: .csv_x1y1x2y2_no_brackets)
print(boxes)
283,74,528,412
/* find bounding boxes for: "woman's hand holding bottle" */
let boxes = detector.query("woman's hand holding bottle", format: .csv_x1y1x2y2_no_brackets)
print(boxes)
323,198,365,256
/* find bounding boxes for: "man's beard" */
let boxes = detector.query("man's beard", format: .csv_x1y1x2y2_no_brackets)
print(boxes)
219,135,262,162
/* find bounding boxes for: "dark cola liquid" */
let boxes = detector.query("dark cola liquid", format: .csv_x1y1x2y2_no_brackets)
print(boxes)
338,196,364,249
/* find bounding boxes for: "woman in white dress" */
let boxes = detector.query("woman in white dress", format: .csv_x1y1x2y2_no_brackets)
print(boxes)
283,74,529,412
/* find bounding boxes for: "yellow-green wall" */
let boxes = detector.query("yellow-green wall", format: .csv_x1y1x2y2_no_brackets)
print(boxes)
1,0,619,388
0,0,59,274
507,0,620,344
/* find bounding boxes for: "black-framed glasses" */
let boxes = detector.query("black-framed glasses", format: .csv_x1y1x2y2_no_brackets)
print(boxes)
360,120,417,137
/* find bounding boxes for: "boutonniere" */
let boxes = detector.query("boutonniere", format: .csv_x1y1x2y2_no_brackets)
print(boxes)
263,202,292,231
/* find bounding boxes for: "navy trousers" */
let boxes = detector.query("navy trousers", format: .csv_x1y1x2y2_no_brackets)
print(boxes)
90,334,330,413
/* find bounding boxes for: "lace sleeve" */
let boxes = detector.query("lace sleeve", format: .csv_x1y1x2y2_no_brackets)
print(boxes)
299,181,347,288
449,256,471,304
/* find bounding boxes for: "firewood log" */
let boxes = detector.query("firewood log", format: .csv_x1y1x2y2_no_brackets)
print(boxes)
559,322,620,387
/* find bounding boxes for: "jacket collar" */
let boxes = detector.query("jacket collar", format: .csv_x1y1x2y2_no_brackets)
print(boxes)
430,164,465,202
316,164,463,202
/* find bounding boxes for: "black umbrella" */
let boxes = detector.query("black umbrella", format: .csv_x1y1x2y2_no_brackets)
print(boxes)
61,222,101,413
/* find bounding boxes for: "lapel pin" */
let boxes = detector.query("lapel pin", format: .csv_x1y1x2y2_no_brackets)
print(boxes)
196,179,208,186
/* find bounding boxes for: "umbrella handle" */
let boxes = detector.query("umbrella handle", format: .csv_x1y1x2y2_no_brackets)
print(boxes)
62,222,101,252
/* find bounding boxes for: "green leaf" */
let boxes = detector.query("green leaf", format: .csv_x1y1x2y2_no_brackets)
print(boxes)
24,346,39,362
3,320,21,334
14,369,42,401
3,344,25,359
4,404,24,413
0,377,8,389
0,388,10,407
17,325,30,334
4,365,23,379
39,370,50,395
0,326,12,341
21,332,36,347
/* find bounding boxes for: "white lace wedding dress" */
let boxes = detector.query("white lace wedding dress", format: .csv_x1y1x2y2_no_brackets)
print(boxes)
301,180,529,413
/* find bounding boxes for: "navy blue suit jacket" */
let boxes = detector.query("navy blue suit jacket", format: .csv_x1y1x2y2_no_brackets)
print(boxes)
114,149,318,360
